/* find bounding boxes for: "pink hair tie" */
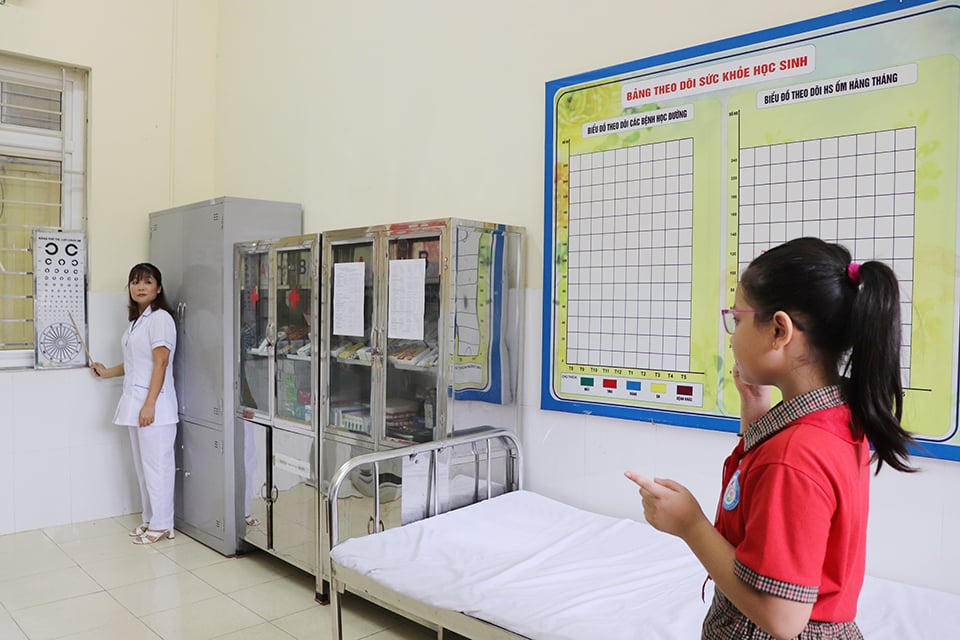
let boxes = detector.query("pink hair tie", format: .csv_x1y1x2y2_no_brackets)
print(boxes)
847,262,862,286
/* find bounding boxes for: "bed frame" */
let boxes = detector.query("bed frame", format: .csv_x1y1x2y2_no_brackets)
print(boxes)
325,426,960,640
326,427,525,640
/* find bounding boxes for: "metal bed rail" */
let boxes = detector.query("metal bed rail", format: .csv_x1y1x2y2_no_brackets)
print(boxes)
327,426,523,640
327,426,522,548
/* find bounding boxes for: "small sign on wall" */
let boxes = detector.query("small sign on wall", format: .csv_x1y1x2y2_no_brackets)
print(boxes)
33,230,87,369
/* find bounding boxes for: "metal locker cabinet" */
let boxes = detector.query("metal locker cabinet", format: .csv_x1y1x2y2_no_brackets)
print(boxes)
148,212,186,413
178,205,224,428
175,420,226,541
150,197,301,556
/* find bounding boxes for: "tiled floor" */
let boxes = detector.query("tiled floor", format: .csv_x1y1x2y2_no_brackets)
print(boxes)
0,514,436,640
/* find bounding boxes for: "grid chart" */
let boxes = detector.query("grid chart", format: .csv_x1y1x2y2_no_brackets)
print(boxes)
738,127,915,384
566,138,694,372
455,228,481,357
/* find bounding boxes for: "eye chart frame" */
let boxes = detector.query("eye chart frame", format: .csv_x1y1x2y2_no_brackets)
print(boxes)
33,230,88,369
542,0,960,460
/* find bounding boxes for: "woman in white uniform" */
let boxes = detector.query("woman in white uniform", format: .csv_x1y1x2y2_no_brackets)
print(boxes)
92,263,178,544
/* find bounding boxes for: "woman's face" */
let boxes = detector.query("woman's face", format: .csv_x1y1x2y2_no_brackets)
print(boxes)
130,274,160,312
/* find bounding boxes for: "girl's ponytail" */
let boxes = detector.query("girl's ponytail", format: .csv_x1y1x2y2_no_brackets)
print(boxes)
740,238,914,474
845,260,914,473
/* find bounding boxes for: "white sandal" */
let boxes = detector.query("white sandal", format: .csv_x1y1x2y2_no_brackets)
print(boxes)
132,529,175,545
129,523,149,537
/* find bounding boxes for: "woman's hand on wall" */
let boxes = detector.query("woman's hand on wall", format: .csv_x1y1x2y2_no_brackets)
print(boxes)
90,362,122,378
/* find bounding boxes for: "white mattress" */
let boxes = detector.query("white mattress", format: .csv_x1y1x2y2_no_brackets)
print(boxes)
331,490,960,639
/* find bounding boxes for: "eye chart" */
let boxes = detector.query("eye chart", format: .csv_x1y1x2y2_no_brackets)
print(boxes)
542,0,960,460
33,230,87,369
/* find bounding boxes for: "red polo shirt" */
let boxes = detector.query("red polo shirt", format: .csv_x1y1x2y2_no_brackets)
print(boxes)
713,386,870,623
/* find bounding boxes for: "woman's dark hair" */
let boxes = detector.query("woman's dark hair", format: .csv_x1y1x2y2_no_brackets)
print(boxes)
127,263,175,321
739,237,914,473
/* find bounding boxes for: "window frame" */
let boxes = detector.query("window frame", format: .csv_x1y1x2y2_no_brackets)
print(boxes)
0,53,87,369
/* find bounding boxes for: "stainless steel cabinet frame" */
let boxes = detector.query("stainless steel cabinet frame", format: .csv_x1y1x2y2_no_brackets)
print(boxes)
318,218,524,593
235,234,322,595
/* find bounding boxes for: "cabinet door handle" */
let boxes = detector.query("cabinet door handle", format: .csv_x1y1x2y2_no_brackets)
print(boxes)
184,471,191,478
260,483,268,500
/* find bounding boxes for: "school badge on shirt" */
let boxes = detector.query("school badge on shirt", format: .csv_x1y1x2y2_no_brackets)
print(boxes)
722,470,741,511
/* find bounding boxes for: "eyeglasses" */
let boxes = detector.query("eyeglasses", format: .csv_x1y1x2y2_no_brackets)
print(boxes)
721,309,757,335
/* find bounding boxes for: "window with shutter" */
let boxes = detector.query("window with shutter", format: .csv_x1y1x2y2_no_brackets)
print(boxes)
0,53,86,368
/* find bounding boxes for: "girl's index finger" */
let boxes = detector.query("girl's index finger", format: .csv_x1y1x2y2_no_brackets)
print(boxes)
624,471,656,491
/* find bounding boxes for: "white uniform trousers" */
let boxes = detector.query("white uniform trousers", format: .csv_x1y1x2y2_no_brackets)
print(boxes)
128,422,177,531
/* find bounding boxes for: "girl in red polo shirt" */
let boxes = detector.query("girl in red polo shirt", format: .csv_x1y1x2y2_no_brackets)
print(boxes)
627,237,914,639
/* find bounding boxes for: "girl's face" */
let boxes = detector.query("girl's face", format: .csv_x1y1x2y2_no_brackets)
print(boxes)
130,274,160,312
729,287,776,385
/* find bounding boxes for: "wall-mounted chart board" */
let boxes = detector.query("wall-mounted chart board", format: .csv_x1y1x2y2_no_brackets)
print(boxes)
33,230,87,369
542,0,960,460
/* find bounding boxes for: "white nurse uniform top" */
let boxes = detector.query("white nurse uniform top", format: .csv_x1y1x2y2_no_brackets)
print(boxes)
112,306,178,426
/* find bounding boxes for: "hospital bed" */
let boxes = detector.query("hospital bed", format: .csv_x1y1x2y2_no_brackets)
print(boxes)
326,428,960,639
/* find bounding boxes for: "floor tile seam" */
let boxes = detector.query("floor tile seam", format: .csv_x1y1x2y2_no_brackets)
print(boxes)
0,562,87,593
0,581,105,613
112,589,226,621
57,547,166,568
222,589,320,622
3,615,31,640
6,586,115,616
147,594,272,633
42,523,132,545
90,565,190,593
184,565,235,597
158,550,234,573
190,567,299,595
73,555,186,592
206,621,297,640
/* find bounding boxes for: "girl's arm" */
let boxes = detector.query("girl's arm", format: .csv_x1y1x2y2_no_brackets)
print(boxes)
138,345,170,427
90,362,123,378
624,473,813,640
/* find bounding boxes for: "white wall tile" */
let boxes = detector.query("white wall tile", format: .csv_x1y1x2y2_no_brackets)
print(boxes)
11,370,64,454
14,448,72,531
69,439,141,523
0,372,14,457
0,452,15,535
65,373,124,450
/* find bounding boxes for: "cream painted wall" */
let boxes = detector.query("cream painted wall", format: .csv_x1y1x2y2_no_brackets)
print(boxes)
0,0,217,293
214,0,872,288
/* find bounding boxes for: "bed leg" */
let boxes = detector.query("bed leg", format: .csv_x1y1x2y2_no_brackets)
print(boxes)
330,581,343,640
315,579,330,605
